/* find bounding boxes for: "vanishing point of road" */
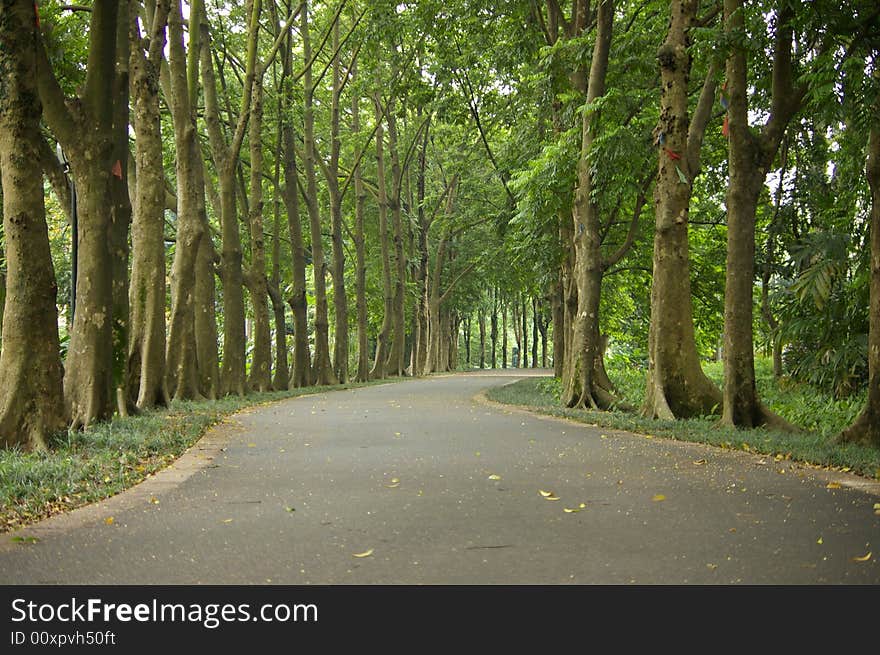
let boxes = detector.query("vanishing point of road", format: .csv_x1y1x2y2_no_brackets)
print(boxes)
1,371,878,584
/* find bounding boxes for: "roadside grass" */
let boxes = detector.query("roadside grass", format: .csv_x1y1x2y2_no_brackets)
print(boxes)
0,380,395,533
486,358,880,480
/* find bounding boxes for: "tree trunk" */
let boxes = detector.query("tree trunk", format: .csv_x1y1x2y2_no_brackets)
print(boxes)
326,20,349,384
838,102,880,447
0,0,67,449
351,77,370,382
490,290,498,369
551,273,564,376
371,110,393,379
719,0,798,430
502,301,508,368
271,97,289,391
127,2,170,410
165,0,206,402
642,0,721,420
386,104,407,377
109,0,132,417
479,310,487,369
521,296,529,368
531,296,539,368
301,2,336,386
464,316,472,365
563,0,613,408
279,20,312,389
247,75,273,392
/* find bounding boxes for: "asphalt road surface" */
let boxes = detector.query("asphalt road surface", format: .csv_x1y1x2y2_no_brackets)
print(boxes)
2,371,878,584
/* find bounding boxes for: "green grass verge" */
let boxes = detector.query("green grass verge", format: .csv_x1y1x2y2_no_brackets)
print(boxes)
0,380,396,532
486,360,880,480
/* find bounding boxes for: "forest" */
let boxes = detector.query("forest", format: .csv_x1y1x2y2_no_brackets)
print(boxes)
0,0,879,459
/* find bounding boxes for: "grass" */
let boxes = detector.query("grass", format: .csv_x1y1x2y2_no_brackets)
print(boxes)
486,358,880,480
0,380,396,533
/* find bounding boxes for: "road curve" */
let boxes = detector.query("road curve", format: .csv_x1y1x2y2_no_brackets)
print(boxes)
1,371,878,584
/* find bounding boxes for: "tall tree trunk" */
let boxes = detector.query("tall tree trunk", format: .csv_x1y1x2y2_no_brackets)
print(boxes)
247,75,273,392
521,296,529,368
371,111,393,379
271,96,289,391
464,316,471,366
563,0,613,408
412,116,431,377
479,310,486,369
642,0,721,420
551,272,564,377
386,103,407,377
838,91,880,447
165,0,206,401
719,0,798,430
301,1,337,386
0,0,66,449
201,0,261,396
490,290,498,369
279,20,312,388
110,0,132,416
531,296,539,368
127,1,170,410
327,20,349,384
352,78,370,382
502,300,508,368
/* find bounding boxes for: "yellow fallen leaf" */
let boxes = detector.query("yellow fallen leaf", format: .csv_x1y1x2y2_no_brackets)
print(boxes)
104,517,114,525
826,482,842,489
149,496,159,504
741,443,751,452
652,494,666,502
353,549,374,558
390,477,399,483
538,490,553,497
385,482,400,488
563,507,580,513
706,563,717,571
247,443,256,448
693,459,708,465
817,537,823,544
579,503,586,509
222,519,233,523
852,552,872,562
600,434,608,440
488,474,501,481
103,476,111,483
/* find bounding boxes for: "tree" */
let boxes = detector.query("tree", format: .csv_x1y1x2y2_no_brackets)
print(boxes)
641,0,722,420
0,0,67,449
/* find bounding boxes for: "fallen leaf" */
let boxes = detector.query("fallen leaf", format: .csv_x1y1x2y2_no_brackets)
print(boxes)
817,537,823,545
852,552,872,562
247,443,256,448
538,490,553,497
285,507,296,513
706,563,717,571
353,549,374,558
222,519,233,524
563,508,580,513
826,482,842,489
488,474,501,481
385,482,400,488
652,494,666,502
11,536,39,544
693,459,708,465
579,503,586,509
104,517,114,525
149,496,159,505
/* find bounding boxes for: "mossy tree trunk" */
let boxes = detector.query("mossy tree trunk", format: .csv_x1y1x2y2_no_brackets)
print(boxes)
0,0,66,449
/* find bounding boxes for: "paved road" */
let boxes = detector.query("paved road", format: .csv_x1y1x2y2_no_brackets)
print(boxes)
1,371,878,584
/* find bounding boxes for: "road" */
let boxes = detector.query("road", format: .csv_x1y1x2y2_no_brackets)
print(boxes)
1,371,878,584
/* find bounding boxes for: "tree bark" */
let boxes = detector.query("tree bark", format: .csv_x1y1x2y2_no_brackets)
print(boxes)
371,110,393,379
719,0,799,430
327,19,350,384
246,74,273,392
837,93,880,447
127,1,170,410
301,1,337,386
642,0,721,420
386,102,407,377
0,0,67,449
165,0,206,402
351,76,370,382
